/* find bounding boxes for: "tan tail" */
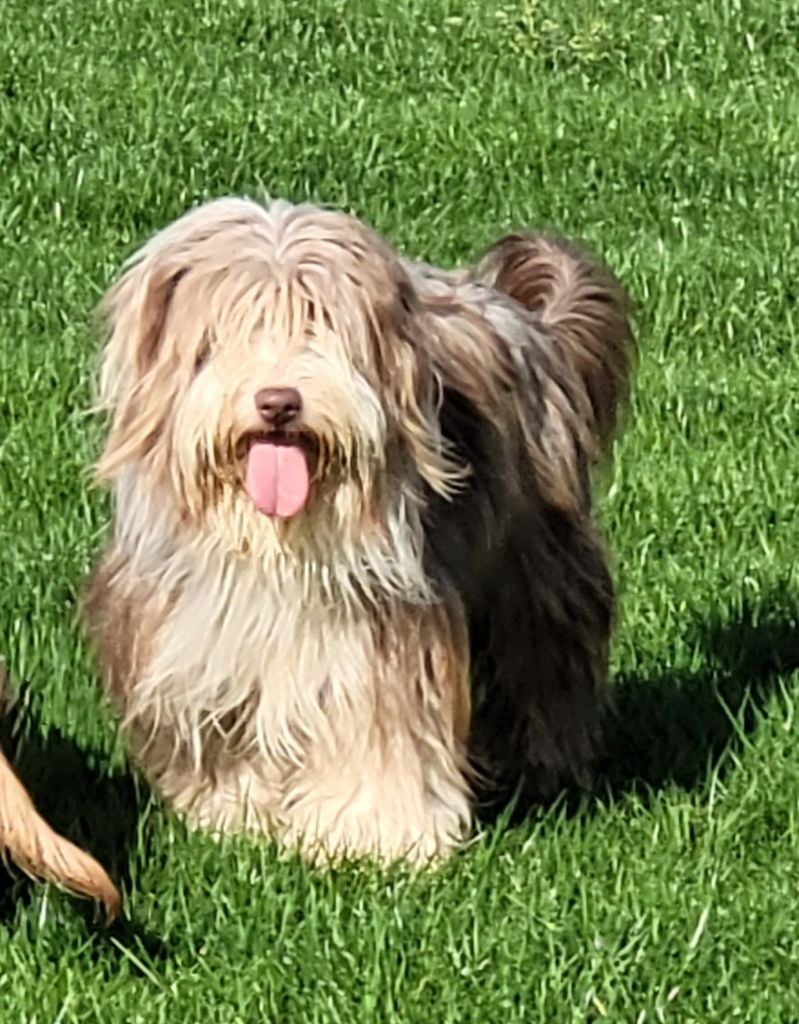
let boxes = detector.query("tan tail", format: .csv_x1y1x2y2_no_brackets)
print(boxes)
0,664,121,921
0,746,121,921
475,232,634,452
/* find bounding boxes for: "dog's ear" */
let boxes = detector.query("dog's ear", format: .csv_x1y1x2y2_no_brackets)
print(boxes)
379,283,469,500
98,261,186,401
93,257,187,481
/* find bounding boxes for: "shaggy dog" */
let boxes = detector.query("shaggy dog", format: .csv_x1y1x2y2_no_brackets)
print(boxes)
84,197,632,864
0,665,120,918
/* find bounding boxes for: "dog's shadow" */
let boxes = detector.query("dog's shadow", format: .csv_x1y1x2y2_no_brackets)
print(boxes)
0,683,168,963
480,590,799,825
603,594,799,797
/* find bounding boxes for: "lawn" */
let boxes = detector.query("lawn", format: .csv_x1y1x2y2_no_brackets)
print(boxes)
1,0,799,1020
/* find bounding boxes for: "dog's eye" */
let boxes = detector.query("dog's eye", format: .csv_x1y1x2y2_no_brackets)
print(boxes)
194,331,213,373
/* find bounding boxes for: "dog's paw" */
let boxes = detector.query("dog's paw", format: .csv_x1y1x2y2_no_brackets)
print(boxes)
281,796,467,868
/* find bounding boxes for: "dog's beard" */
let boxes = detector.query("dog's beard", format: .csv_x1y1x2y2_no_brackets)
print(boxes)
143,396,438,610
185,422,380,545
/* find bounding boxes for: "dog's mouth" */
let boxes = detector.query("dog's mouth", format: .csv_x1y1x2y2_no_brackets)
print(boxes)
239,431,319,519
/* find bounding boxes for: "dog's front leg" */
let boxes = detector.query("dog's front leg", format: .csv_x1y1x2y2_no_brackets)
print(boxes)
166,754,283,838
280,729,471,865
279,606,474,864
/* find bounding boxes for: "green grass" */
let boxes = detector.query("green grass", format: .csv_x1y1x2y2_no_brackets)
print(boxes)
2,0,799,1019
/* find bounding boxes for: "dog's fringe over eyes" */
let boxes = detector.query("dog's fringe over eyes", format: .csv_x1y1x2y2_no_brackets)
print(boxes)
83,196,634,865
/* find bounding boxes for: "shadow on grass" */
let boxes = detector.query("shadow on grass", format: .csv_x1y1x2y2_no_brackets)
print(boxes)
602,592,799,797
0,680,169,965
477,588,799,825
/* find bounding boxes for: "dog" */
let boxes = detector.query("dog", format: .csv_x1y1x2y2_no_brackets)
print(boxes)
84,197,632,864
0,664,120,918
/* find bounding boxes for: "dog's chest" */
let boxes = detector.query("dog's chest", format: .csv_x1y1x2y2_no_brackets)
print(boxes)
135,556,377,757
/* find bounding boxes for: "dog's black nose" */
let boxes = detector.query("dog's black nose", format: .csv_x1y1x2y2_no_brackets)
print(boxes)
255,387,302,429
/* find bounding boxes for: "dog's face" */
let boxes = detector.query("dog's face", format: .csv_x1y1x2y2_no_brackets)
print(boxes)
97,199,462,555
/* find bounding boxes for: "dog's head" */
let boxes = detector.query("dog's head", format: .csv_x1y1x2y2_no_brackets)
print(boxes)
96,198,464,557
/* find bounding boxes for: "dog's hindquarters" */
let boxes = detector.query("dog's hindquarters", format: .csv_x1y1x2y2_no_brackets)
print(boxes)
424,402,614,805
467,507,614,804
422,233,633,806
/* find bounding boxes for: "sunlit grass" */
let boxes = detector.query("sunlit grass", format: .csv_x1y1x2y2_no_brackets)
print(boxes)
1,1,798,1020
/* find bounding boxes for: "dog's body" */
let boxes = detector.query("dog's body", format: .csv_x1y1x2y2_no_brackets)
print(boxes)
85,198,632,863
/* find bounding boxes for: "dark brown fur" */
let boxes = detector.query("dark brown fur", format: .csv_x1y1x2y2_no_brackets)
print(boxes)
424,233,632,802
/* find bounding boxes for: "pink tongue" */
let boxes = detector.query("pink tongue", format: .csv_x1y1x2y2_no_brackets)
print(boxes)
245,441,310,518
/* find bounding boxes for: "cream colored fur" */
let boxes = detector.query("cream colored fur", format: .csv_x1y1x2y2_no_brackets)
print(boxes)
88,199,473,863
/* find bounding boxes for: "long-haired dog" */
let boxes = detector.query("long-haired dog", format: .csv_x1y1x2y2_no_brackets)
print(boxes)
84,197,632,864
0,665,120,918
